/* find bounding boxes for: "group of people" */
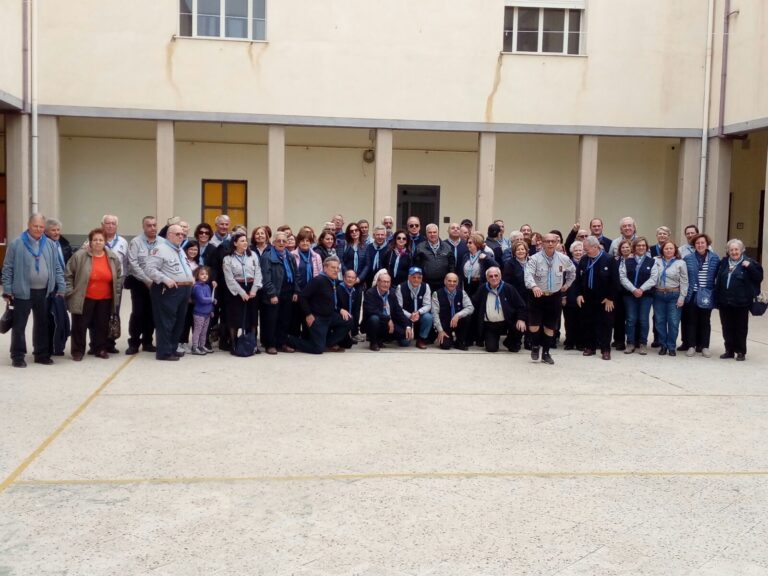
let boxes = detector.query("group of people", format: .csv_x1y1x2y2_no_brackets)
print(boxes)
2,211,763,367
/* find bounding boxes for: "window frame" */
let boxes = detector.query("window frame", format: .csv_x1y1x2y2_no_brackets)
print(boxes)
503,6,584,56
201,179,248,229
180,0,267,42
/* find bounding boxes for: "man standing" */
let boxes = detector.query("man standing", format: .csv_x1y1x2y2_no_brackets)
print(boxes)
2,213,66,367
576,236,618,360
678,224,700,259
289,256,353,354
146,224,194,361
444,222,468,267
432,272,474,350
125,216,158,354
494,219,511,252
45,218,73,356
209,214,231,247
472,266,527,353
101,214,128,353
609,217,637,256
524,233,576,364
589,218,613,253
396,266,433,349
358,219,372,246
406,216,425,254
364,225,389,284
382,216,395,239
414,223,455,292
363,272,412,351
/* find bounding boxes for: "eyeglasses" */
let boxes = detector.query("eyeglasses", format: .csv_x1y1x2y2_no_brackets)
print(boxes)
408,224,420,228
349,228,359,233
396,236,407,240
198,231,211,236
543,240,557,244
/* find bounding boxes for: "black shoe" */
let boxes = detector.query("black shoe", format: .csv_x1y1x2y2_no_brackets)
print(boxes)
530,346,540,361
720,351,734,359
52,351,65,357
582,348,595,356
34,357,54,365
369,343,380,352
509,345,521,353
658,348,668,356
736,353,745,361
541,352,555,365
651,341,661,348
668,350,677,357
614,344,626,351
676,345,688,352
454,342,469,351
143,344,157,353
173,351,185,358
87,349,95,356
563,344,574,351
106,346,119,354
125,346,140,355
12,358,27,368
156,355,180,361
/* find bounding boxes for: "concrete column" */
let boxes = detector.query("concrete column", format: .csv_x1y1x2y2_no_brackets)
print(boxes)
675,138,701,242
475,132,496,232
577,136,599,226
762,143,768,287
374,129,393,226
38,115,60,220
156,120,175,224
268,125,286,228
5,114,30,241
704,137,732,252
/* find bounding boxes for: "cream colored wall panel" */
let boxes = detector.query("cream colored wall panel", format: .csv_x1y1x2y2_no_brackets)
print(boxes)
284,146,374,231
394,131,478,152
175,142,268,230
59,118,157,139
392,150,478,230
176,122,269,145
730,132,768,248
37,0,709,130
60,137,156,236
595,137,679,240
286,127,371,149
494,134,579,234
0,0,23,103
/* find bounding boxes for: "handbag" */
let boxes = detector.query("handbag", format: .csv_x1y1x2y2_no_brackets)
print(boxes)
108,313,121,340
0,300,14,334
751,291,768,317
695,287,714,309
232,308,256,357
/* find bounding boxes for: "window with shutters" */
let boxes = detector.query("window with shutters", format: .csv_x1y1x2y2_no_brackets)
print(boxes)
201,180,247,229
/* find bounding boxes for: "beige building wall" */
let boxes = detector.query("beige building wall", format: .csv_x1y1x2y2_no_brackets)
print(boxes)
730,131,768,251
36,0,708,131
0,0,23,105
595,138,679,240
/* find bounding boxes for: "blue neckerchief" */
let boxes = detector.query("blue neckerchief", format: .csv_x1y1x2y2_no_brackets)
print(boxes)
167,238,191,276
392,250,404,278
633,256,643,287
352,245,359,272
543,253,555,291
300,250,313,284
486,281,504,313
408,282,421,308
378,289,390,317
198,243,208,265
22,231,47,273
234,252,248,281
53,240,65,269
340,283,355,311
726,256,744,289
106,235,121,250
320,272,337,309
373,244,385,270
445,289,457,317
661,257,676,286
428,241,441,256
586,252,602,290
276,249,294,284
449,240,459,262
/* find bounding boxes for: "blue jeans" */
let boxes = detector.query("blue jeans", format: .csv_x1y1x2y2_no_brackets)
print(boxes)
623,293,652,345
653,291,682,350
417,312,433,340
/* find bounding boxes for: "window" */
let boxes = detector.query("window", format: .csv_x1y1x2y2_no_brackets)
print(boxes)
202,180,247,228
180,0,266,41
503,6,582,55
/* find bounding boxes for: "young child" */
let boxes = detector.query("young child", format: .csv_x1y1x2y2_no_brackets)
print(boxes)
190,266,215,355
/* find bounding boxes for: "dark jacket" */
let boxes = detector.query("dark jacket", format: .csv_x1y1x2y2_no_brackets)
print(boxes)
298,273,337,318
715,256,763,308
445,239,469,269
458,251,498,291
485,239,504,263
471,281,527,335
260,246,299,301
336,282,362,323
575,252,619,302
341,243,370,282
684,250,719,308
502,258,527,298
362,286,410,328
413,240,456,284
385,248,412,286
364,242,390,284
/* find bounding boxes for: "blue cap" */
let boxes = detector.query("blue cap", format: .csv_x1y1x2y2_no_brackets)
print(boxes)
408,267,423,276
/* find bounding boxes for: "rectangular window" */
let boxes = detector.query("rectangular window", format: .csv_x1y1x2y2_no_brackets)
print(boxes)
202,180,248,229
503,6,583,55
180,0,266,41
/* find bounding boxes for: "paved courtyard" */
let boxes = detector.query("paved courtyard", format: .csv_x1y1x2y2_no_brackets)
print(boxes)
1,310,767,575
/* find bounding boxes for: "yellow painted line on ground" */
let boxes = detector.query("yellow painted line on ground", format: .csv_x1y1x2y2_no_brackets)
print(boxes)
0,356,135,494
13,469,768,488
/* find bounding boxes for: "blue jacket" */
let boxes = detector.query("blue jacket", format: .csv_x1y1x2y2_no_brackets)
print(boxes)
684,250,719,308
2,233,66,299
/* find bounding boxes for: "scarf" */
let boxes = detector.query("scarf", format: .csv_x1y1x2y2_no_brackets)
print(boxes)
378,289,390,317
299,250,313,284
726,256,744,290
486,281,504,313
445,289,457,317
22,231,47,273
661,257,676,286
320,272,337,309
586,252,601,290
276,249,294,284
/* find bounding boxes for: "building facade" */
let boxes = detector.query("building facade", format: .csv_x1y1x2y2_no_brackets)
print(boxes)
1,0,767,267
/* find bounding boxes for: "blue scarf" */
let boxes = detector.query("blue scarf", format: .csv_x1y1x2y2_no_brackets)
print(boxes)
352,245,359,272
372,244,385,270
586,252,602,290
445,289,457,317
320,272,337,309
299,250,313,284
276,249,293,284
168,238,191,276
106,235,121,250
661,257,676,286
633,255,644,287
726,256,744,290
486,281,504,313
543,253,555,291
378,289,390,317
339,283,355,311
53,240,65,269
22,231,47,273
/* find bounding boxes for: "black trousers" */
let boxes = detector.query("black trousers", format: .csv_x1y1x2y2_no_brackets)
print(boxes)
365,314,407,345
128,279,155,348
71,298,112,356
291,313,354,354
582,296,614,353
261,291,294,348
438,316,471,349
562,305,585,349
719,304,749,354
483,321,510,352
10,288,50,361
150,284,192,359
683,304,712,351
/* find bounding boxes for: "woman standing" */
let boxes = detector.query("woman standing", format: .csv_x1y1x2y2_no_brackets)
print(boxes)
315,230,338,263
65,228,122,361
260,231,299,354
341,223,369,284
652,241,688,356
194,223,215,267
715,239,763,361
386,230,412,286
459,233,497,296
222,232,262,354
250,226,272,259
562,240,586,351
682,234,719,357
619,237,657,355
290,230,322,337
612,239,633,351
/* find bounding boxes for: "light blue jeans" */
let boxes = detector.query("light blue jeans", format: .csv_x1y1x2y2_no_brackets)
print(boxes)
653,291,682,350
623,294,653,345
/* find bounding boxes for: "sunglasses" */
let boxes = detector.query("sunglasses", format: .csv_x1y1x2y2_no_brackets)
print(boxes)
396,236,407,240
408,224,420,228
198,231,211,236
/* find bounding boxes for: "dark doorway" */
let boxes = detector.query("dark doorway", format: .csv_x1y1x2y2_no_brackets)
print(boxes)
759,189,765,264
397,185,440,229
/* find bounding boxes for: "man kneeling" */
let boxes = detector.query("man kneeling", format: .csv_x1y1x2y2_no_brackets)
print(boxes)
471,267,527,352
363,272,412,351
432,273,474,350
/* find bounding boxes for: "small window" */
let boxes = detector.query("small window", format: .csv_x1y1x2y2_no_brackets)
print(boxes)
503,6,583,55
202,180,247,229
179,0,266,41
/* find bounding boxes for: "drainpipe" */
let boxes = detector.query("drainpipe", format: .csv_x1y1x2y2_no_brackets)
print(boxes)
697,0,716,232
30,0,39,214
717,0,733,138
22,0,30,113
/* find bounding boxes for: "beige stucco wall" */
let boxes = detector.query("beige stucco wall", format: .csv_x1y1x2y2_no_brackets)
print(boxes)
37,0,709,130
0,0,23,104
730,131,768,250
60,136,156,236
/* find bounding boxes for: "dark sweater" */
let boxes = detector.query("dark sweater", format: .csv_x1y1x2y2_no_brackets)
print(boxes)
299,274,338,317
